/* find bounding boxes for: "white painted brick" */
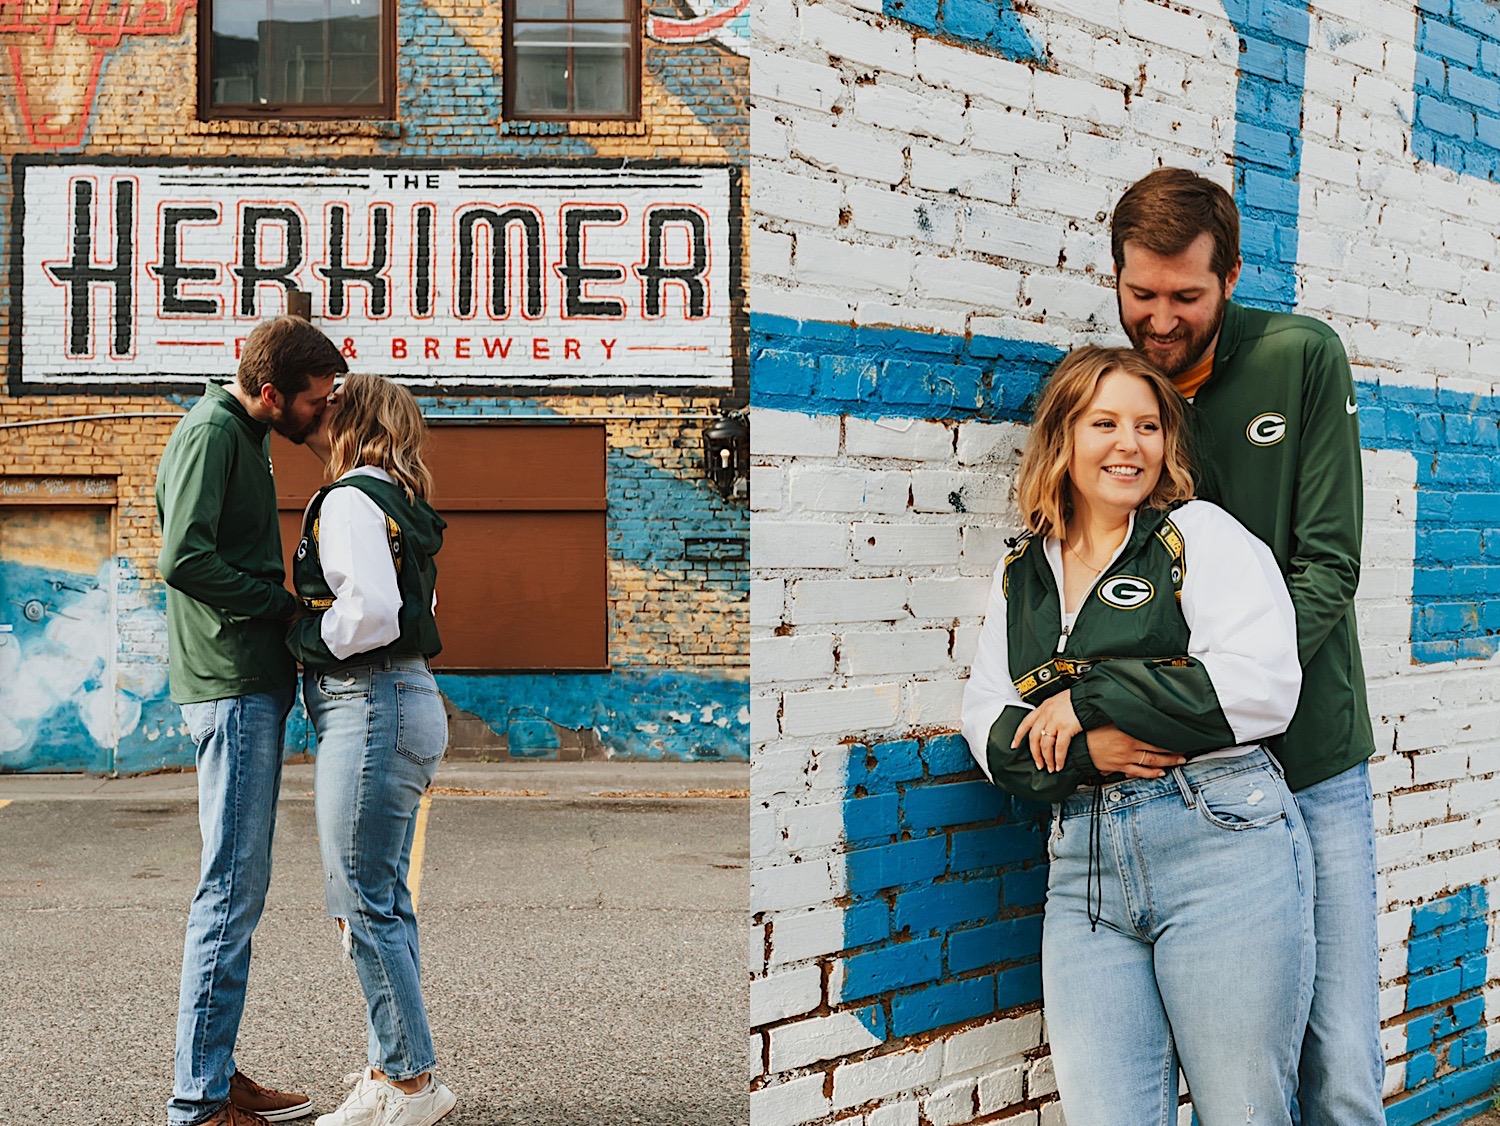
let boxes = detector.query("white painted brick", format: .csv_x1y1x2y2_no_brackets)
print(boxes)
788,466,911,514
909,146,1015,205
912,256,1023,310
832,1044,943,1109
751,808,780,863
750,693,781,744
1032,71,1128,128
841,628,952,676
751,578,786,628
752,167,847,228
754,520,851,570
780,799,845,852
770,906,845,967
752,409,841,457
944,1014,1043,1076
848,184,961,244
968,106,1066,161
782,683,902,737
800,4,916,77
956,421,1026,467
751,963,824,1025
963,204,1065,267
755,229,795,281
851,523,963,566
750,49,847,113
855,83,967,145
750,857,841,914
771,1011,885,1072
750,1073,832,1126
924,1077,977,1126
977,1062,1025,1113
753,634,837,681
868,1100,921,1126
914,37,1031,103
791,577,910,624
908,576,992,620
797,234,914,293
753,464,788,510
1027,1055,1057,1098
844,417,953,460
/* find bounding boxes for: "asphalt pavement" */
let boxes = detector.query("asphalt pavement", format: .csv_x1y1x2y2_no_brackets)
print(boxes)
0,761,749,1126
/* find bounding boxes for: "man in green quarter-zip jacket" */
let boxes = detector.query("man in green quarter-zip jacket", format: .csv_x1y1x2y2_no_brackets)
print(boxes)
1107,168,1383,1124
156,316,345,1126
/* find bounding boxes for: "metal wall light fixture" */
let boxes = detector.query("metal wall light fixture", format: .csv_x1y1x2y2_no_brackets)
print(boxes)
702,410,749,501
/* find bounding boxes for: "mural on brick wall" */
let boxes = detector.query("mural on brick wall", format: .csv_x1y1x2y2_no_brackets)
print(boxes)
0,0,749,771
14,161,735,392
751,1,1500,1123
0,0,192,148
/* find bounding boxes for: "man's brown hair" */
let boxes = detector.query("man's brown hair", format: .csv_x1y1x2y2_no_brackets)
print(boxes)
237,316,348,399
1111,167,1241,282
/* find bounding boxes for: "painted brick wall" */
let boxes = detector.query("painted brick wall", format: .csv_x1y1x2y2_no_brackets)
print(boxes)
749,1,1500,1123
0,0,749,773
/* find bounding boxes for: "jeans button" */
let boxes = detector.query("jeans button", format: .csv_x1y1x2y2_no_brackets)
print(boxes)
1108,791,1121,803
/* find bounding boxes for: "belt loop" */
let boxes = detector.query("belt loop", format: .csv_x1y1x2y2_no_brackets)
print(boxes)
1172,765,1193,808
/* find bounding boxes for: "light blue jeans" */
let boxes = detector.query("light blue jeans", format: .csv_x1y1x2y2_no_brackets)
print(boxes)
170,685,296,1126
1292,761,1385,1124
1042,750,1316,1126
305,654,448,1081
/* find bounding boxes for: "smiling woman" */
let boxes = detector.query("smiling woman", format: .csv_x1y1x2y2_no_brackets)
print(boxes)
960,345,1314,1125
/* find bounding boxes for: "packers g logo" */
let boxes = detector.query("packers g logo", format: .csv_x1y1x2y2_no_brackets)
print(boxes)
296,539,308,561
1247,413,1287,446
1099,576,1154,609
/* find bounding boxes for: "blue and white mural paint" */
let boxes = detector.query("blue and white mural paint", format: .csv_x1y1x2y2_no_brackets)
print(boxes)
750,1,1500,1123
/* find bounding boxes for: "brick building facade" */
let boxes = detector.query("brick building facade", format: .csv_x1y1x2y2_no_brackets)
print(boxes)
0,0,749,772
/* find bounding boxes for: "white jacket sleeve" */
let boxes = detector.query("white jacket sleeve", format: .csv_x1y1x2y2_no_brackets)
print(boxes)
1174,500,1302,744
960,556,1033,781
317,487,403,660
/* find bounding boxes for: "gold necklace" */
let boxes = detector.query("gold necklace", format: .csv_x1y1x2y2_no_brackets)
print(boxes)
1065,538,1110,573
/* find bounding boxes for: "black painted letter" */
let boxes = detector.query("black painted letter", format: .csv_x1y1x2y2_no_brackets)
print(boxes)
232,207,305,318
637,207,709,319
456,207,543,319
560,205,626,318
318,204,390,317
46,178,135,356
151,206,219,317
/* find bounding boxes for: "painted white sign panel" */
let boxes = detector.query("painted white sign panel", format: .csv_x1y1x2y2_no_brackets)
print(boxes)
16,162,734,389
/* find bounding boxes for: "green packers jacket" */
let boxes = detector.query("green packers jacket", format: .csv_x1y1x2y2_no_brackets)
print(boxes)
961,501,1302,804
155,383,299,705
1189,301,1376,790
285,472,445,671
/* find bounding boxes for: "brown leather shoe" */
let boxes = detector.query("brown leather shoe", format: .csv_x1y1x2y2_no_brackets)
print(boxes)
228,1071,314,1122
197,1103,273,1126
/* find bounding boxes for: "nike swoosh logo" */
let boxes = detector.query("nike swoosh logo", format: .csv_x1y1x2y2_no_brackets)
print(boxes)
1345,396,1358,415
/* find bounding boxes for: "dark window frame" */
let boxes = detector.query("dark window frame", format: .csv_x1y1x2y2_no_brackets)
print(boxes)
502,0,642,123
197,0,396,121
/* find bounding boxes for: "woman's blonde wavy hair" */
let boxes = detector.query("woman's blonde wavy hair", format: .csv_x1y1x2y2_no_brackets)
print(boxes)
1014,346,1195,538
326,372,434,502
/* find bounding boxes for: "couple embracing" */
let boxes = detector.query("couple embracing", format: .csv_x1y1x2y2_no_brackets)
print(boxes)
156,317,454,1126
963,169,1383,1125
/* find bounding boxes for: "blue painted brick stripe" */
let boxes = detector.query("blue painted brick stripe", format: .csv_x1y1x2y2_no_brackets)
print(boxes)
891,973,997,1037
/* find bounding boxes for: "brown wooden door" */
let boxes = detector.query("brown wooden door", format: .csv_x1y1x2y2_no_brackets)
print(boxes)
274,422,607,670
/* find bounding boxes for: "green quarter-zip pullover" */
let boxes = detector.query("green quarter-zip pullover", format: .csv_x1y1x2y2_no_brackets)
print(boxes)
1187,301,1376,790
155,383,299,704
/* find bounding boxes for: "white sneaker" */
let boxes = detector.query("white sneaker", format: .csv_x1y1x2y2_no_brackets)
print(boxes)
315,1070,386,1126
376,1076,456,1126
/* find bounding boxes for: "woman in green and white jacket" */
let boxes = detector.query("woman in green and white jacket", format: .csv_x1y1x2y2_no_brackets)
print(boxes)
962,347,1313,1126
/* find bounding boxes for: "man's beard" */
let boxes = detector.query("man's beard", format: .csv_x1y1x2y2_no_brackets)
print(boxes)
1119,289,1226,378
270,411,318,445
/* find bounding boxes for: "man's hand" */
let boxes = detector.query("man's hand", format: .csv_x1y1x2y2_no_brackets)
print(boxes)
1013,691,1083,773
1086,725,1185,779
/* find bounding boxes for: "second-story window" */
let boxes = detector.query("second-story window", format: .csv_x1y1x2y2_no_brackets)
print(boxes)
505,0,640,121
201,0,394,119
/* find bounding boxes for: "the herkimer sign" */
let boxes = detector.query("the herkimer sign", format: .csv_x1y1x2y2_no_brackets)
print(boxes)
12,160,736,392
